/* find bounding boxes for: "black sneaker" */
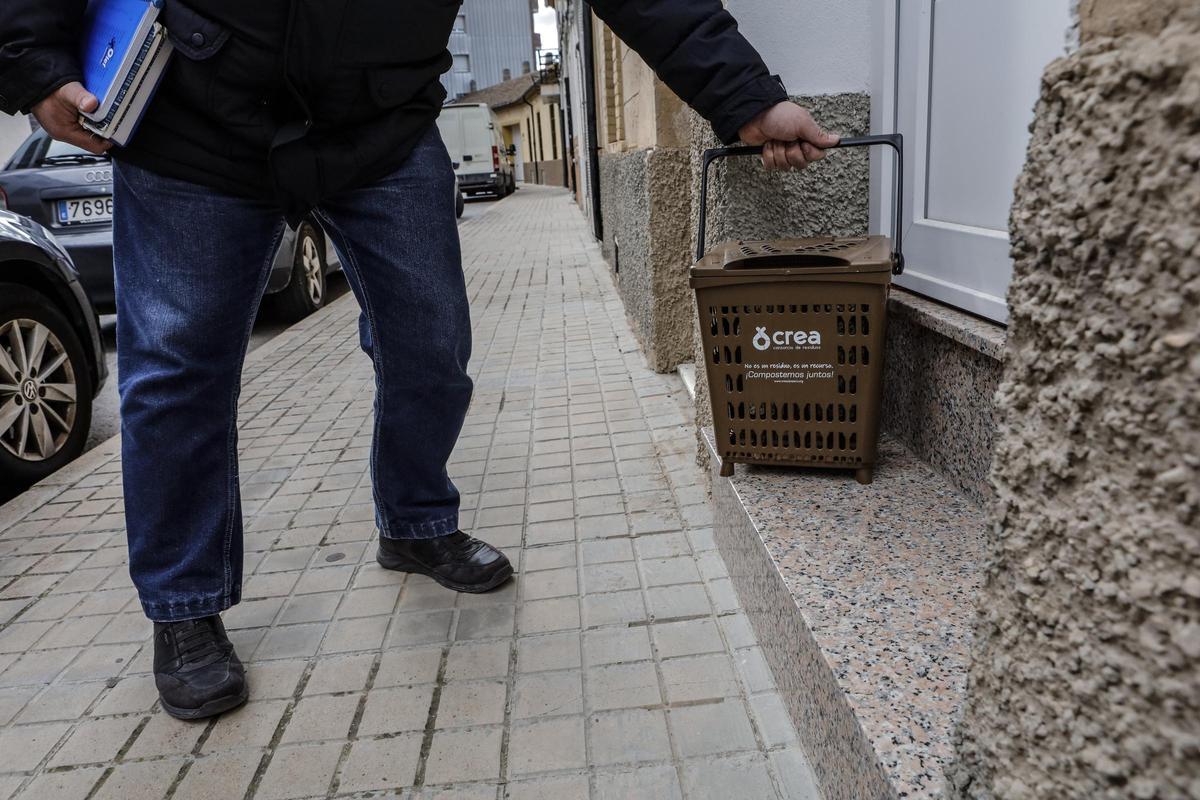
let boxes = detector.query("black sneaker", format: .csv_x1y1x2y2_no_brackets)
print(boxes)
153,615,248,720
377,530,513,593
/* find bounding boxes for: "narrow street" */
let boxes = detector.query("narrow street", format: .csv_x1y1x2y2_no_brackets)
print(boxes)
0,185,817,800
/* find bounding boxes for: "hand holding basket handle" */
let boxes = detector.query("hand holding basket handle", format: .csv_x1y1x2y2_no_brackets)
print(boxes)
696,134,905,275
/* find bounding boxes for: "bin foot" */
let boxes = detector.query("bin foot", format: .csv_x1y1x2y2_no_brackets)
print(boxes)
719,460,735,478
854,467,874,485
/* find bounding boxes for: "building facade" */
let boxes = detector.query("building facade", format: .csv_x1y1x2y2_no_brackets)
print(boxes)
442,0,540,101
553,1,1199,799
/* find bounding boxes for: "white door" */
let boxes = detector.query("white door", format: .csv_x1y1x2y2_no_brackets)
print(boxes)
878,0,1072,322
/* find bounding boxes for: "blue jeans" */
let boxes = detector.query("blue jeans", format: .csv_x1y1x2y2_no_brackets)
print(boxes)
114,126,472,622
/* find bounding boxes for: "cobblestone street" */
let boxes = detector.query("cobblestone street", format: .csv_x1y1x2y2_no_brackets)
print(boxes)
0,185,819,800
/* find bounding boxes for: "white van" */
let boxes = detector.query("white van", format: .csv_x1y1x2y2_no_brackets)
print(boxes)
436,103,516,198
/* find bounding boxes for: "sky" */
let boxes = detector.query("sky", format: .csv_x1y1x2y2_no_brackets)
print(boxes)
532,1,559,52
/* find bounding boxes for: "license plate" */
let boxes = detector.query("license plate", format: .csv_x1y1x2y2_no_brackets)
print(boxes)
56,196,113,225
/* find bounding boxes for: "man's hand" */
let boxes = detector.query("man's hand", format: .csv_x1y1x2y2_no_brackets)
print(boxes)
31,82,112,156
738,101,839,172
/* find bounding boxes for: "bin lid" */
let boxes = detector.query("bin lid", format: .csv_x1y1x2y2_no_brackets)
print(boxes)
691,235,894,277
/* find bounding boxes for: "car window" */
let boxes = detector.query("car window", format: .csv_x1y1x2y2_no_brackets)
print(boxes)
40,138,107,165
3,131,43,170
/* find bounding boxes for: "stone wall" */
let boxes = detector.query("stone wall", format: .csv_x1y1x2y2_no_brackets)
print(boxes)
948,13,1200,800
597,146,693,372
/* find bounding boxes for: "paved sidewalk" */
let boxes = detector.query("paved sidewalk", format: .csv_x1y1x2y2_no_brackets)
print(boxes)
0,185,819,800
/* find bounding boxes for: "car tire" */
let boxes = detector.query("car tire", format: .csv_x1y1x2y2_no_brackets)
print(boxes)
269,222,326,324
456,189,465,218
0,284,94,484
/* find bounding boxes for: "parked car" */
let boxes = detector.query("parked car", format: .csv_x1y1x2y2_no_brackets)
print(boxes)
437,103,516,198
1,129,340,322
0,210,106,484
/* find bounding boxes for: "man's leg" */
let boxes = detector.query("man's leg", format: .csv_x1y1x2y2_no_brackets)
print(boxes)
114,161,285,717
314,124,511,591
115,161,285,620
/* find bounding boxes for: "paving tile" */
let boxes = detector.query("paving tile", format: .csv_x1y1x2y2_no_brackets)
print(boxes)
357,685,433,736
173,750,264,800
336,734,422,793
256,742,343,800
0,721,71,771
304,653,375,695
125,711,207,758
506,716,587,777
583,626,653,667
319,614,390,654
92,675,159,715
11,765,104,800
47,714,142,767
644,584,711,620
435,679,507,728
587,661,663,711
444,640,511,682
661,653,740,703
512,669,583,719
582,590,648,628
14,681,105,724
202,699,289,752
386,610,454,647
375,646,443,687
253,623,327,660
651,618,725,659
516,631,581,673
455,605,516,640
668,700,757,758
769,747,823,800
593,764,682,799
588,708,673,766
0,686,38,726
280,692,360,744
517,598,579,635
581,562,640,594
681,753,779,800
92,757,184,800
521,568,578,601
247,659,308,701
423,726,503,785
504,773,590,800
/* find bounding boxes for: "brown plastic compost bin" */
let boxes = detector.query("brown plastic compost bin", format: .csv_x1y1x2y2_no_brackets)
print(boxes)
692,134,904,483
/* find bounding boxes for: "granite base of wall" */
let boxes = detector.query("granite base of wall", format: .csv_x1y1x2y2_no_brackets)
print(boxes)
598,146,693,372
706,428,987,800
882,291,1005,504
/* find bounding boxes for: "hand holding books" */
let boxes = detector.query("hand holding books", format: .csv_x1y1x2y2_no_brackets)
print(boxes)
75,0,174,146
31,82,113,156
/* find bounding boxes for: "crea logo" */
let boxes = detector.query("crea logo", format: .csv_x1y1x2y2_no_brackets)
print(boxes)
101,37,116,69
752,326,822,351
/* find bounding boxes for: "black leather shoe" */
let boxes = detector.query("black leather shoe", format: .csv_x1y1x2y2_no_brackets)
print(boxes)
377,531,513,593
153,615,248,720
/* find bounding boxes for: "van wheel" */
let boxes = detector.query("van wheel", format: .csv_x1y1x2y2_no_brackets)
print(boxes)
270,223,326,323
0,285,93,484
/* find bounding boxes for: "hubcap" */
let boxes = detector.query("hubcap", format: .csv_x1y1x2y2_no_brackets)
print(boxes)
302,235,323,306
0,318,78,462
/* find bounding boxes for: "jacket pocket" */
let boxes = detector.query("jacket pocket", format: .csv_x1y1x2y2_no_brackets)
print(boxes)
162,0,231,60
337,0,460,65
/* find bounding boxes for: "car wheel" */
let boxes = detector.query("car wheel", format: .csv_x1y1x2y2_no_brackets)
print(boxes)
270,222,326,324
0,284,94,484
456,189,465,218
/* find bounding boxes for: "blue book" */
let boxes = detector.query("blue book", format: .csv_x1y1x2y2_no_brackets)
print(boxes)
78,0,164,122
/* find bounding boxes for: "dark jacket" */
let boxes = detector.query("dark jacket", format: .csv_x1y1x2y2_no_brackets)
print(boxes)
0,0,785,221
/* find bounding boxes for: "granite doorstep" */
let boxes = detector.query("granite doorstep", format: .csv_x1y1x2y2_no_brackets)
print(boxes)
706,428,985,800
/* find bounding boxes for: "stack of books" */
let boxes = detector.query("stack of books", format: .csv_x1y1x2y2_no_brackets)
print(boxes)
78,0,174,146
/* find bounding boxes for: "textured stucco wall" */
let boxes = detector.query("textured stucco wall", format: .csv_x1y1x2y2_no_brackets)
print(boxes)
598,146,693,372
688,93,872,444
949,17,1200,800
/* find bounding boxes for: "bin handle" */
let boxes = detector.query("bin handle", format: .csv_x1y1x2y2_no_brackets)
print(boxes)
695,133,905,275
